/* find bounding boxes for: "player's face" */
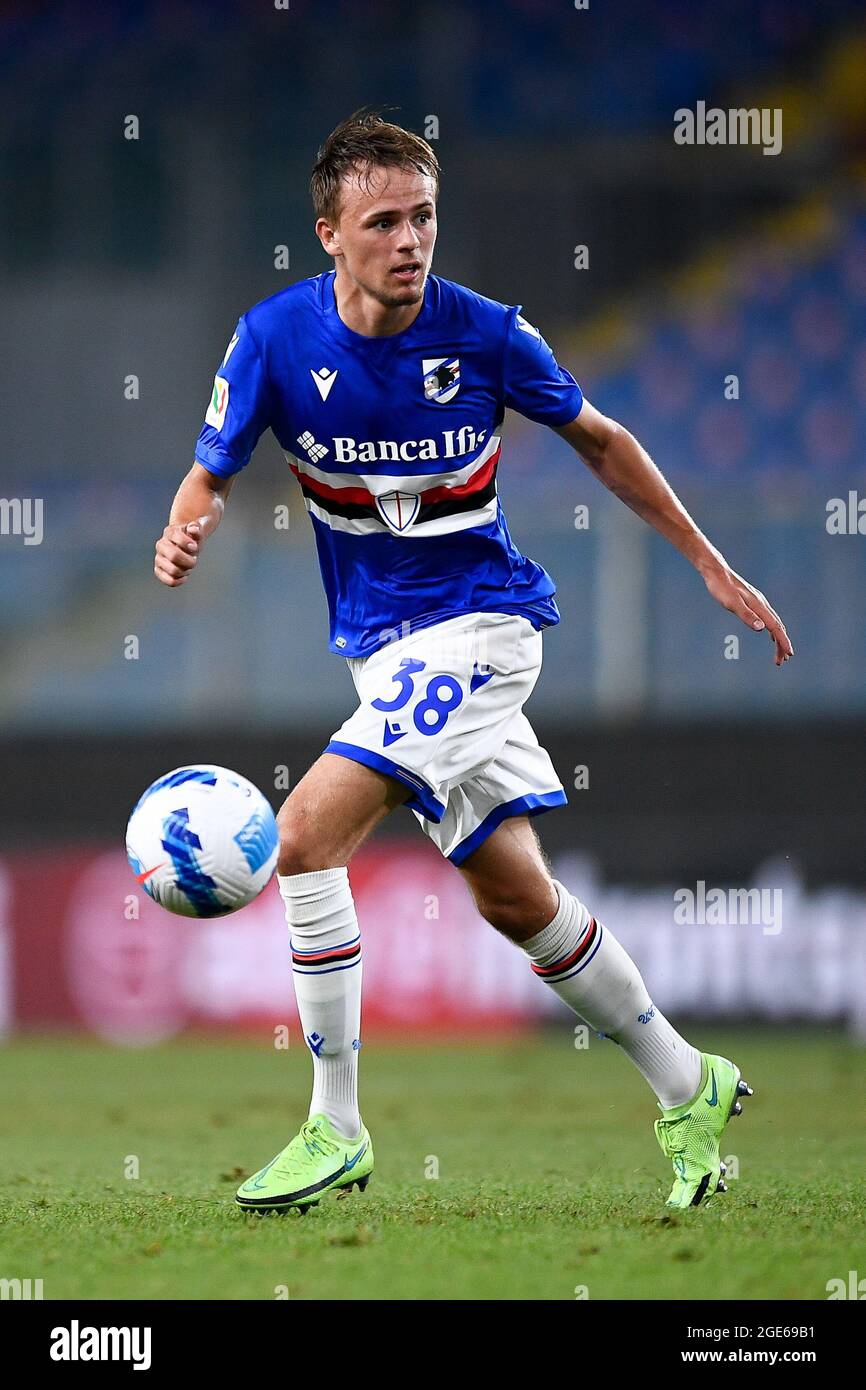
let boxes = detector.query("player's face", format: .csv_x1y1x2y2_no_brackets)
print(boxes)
323,165,437,308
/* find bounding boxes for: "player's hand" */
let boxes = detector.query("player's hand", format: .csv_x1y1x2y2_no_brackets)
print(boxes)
154,521,202,587
702,564,793,666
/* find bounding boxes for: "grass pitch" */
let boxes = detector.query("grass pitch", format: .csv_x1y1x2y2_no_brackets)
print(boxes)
0,1029,863,1301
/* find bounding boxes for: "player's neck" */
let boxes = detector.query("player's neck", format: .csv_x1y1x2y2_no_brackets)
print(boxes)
332,270,425,339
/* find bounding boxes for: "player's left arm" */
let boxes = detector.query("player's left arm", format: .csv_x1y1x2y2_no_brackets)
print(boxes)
554,401,793,666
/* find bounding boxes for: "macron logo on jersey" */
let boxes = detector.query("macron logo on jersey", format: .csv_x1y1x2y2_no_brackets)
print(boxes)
311,367,338,402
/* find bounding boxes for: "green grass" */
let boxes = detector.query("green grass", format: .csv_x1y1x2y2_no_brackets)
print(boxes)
0,1029,864,1300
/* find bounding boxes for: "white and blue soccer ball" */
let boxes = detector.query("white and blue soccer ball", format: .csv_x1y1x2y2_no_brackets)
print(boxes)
126,765,279,917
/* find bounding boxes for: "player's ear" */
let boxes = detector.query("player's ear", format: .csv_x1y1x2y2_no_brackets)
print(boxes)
315,218,341,259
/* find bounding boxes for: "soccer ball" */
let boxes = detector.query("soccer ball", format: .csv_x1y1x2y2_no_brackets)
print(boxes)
126,764,279,917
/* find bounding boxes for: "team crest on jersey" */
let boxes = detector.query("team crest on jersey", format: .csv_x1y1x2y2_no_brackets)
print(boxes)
205,376,229,430
422,357,460,404
375,490,421,534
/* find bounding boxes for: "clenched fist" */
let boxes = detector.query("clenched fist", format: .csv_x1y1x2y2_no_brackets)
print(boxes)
154,520,203,587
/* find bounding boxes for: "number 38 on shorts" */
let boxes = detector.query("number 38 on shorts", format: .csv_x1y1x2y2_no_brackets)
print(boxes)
371,657,464,737
324,612,565,852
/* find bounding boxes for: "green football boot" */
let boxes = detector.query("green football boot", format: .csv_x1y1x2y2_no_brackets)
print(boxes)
654,1052,753,1209
236,1114,373,1214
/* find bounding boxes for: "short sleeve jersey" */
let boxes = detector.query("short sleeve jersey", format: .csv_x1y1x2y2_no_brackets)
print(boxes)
194,271,583,657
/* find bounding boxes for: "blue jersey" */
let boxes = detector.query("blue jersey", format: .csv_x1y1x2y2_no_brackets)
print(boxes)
194,271,583,658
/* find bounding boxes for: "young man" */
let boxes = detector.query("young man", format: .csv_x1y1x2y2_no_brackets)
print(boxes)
155,110,792,1214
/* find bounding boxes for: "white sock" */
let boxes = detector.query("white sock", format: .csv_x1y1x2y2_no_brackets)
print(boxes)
279,867,363,1138
522,880,702,1108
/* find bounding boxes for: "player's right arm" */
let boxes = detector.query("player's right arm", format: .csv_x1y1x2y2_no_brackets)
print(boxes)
154,463,234,587
156,312,271,586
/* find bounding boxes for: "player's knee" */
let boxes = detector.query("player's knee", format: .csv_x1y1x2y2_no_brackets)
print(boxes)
276,812,328,876
277,839,323,876
476,898,518,936
475,889,551,940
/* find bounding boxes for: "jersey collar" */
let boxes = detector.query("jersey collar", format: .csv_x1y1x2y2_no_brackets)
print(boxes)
321,269,433,352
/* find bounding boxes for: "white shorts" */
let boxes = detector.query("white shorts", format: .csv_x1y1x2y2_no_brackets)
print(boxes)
324,611,567,863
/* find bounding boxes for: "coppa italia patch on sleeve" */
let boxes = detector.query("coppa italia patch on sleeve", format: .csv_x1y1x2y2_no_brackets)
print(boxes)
205,375,230,430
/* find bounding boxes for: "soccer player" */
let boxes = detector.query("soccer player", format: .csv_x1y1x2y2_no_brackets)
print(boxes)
155,110,792,1214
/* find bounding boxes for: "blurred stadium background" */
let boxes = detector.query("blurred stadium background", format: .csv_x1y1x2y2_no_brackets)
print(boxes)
3,0,866,1050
